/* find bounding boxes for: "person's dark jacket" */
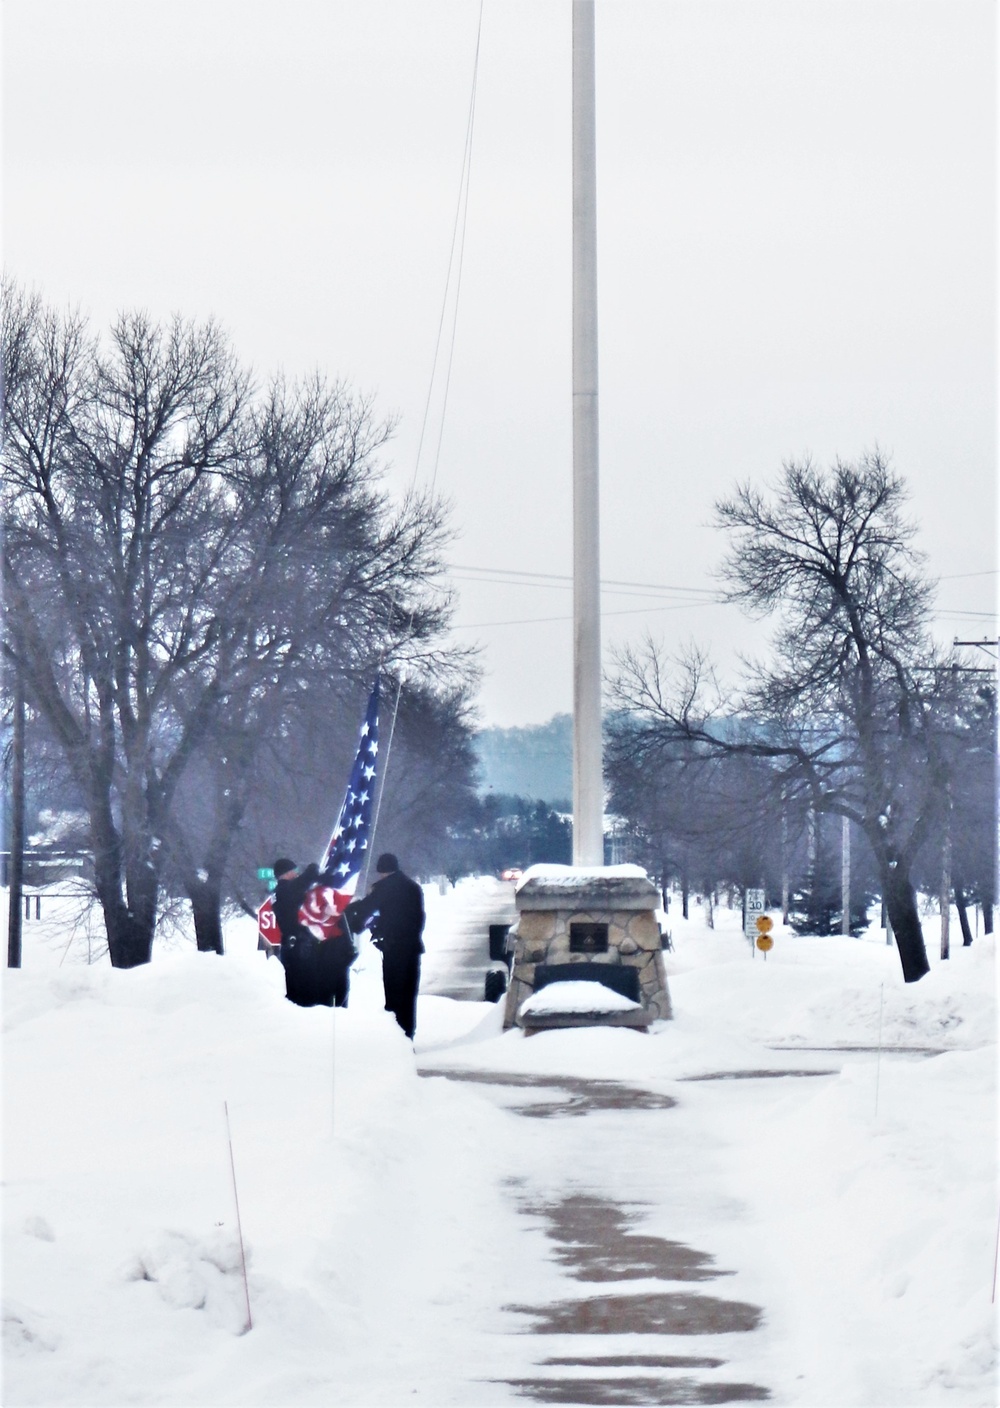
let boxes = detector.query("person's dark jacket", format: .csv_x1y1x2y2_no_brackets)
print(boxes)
273,862,354,1008
345,869,425,957
273,863,322,944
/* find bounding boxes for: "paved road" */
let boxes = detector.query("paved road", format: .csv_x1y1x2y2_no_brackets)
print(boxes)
420,875,518,1002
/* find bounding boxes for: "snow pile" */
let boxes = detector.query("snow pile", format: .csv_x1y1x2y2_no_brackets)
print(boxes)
2,889,997,1406
515,862,650,889
2,937,516,1405
518,979,641,1015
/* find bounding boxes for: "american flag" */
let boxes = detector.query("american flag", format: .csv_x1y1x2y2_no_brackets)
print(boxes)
257,680,380,949
299,679,381,938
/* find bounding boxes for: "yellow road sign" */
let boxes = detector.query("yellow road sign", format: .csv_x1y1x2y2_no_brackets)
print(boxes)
756,915,774,934
756,935,774,952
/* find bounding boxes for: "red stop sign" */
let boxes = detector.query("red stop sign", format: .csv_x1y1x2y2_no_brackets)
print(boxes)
257,895,280,950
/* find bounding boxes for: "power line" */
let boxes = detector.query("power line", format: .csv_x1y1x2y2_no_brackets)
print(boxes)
450,574,724,604
448,562,719,597
452,598,728,630
451,592,991,634
451,560,996,600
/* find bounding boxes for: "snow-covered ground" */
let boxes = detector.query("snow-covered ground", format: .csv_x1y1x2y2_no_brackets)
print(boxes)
3,880,997,1406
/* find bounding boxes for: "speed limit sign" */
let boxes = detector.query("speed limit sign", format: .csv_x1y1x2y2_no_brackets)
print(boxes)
744,888,765,939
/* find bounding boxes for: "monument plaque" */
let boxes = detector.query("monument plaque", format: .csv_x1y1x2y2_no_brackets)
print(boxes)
570,921,609,954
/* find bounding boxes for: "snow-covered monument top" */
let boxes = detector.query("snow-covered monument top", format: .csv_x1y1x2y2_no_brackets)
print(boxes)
514,864,657,907
503,864,672,1030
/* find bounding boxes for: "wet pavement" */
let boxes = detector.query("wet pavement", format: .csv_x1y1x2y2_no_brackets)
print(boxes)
425,1069,677,1118
679,1069,837,1082
517,1195,732,1283
498,1376,769,1405
420,1068,770,1405
767,1044,948,1055
501,1191,768,1404
508,1290,762,1337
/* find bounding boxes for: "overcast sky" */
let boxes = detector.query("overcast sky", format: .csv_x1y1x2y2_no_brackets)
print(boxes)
4,0,996,726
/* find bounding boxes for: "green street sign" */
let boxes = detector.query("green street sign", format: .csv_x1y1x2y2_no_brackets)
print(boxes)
257,867,275,880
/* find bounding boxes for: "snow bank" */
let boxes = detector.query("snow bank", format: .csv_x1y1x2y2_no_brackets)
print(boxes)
2,932,526,1405
2,891,996,1406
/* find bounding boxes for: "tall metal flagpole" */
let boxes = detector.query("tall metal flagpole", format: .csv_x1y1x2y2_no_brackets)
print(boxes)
572,0,604,866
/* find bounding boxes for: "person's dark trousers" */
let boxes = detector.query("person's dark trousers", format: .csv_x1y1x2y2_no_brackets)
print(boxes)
283,932,351,1008
382,951,421,1039
282,931,319,1007
316,938,351,1008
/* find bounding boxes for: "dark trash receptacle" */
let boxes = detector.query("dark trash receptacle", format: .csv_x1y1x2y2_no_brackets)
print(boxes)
484,967,508,1003
488,924,511,963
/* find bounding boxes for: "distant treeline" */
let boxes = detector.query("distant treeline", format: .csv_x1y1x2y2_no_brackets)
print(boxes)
474,714,572,804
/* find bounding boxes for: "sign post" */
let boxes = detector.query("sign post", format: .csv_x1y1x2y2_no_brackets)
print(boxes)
744,888,765,941
255,867,279,955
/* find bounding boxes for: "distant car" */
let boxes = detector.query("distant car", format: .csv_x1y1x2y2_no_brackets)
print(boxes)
501,868,523,884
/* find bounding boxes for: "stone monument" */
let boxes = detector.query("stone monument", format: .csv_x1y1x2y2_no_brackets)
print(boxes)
502,864,672,1031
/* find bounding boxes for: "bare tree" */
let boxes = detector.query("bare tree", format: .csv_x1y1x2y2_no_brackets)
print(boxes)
151,373,460,952
612,454,969,983
3,288,248,965
3,287,476,962
606,713,799,918
913,673,997,944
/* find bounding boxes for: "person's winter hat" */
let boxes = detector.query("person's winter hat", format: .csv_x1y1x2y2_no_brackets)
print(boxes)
271,858,296,877
375,852,399,874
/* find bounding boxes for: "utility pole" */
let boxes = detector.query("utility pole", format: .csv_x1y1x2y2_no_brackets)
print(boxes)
572,0,604,867
954,638,999,937
940,804,951,961
840,815,851,936
780,796,790,924
7,664,25,968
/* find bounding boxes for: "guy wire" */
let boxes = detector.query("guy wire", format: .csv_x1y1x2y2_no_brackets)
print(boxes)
363,0,484,883
411,0,484,496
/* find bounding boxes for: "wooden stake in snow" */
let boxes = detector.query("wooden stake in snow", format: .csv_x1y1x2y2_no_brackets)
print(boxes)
224,1101,253,1333
874,984,884,1118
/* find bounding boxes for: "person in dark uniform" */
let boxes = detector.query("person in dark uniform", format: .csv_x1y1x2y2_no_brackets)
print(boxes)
271,858,353,1008
345,853,425,1039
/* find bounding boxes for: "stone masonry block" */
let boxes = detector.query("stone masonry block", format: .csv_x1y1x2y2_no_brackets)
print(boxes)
626,913,663,950
516,911,556,945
